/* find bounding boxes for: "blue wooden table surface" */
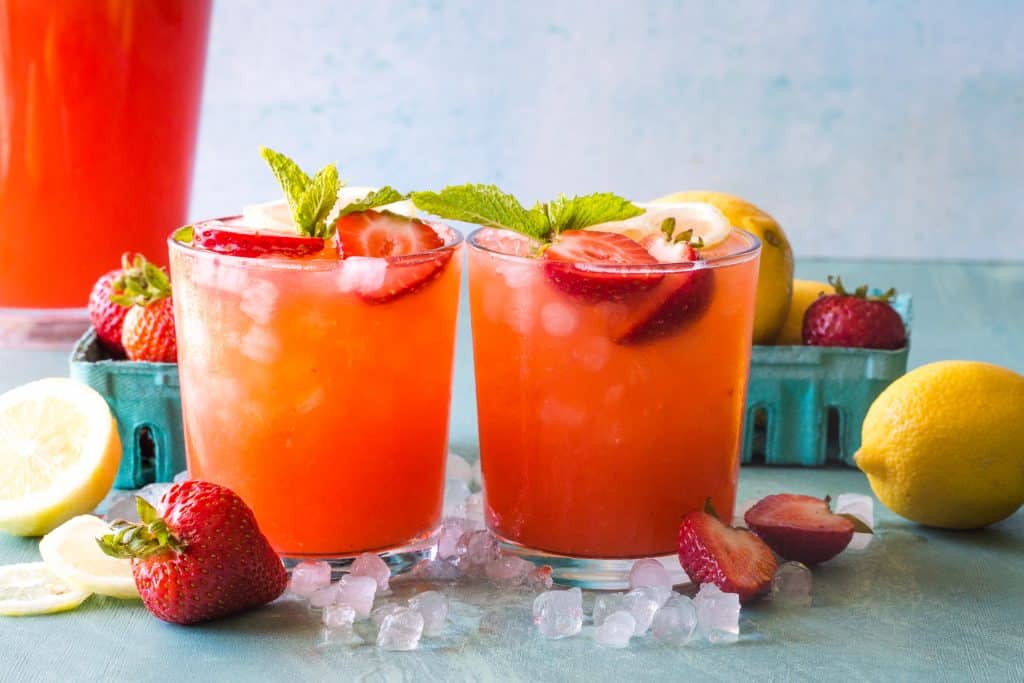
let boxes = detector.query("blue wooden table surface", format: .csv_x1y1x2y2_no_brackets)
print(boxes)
1,260,1022,682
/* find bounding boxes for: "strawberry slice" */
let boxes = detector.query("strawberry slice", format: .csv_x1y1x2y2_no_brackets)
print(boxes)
611,244,714,344
335,210,450,303
678,504,777,603
192,220,325,258
542,230,662,302
744,494,870,565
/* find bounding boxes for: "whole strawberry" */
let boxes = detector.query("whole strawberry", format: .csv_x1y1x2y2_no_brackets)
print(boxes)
111,254,177,363
802,276,906,349
99,480,288,625
87,269,129,356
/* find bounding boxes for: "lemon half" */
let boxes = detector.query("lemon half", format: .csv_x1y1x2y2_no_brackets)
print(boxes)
0,378,121,537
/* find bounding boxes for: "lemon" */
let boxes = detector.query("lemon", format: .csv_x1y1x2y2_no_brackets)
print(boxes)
39,515,138,599
0,378,121,537
774,279,835,345
242,186,417,233
855,361,1024,529
653,191,794,344
588,201,732,248
0,562,91,616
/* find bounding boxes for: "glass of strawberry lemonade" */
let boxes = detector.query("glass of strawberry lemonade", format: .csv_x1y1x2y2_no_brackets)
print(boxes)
169,150,463,570
416,187,761,587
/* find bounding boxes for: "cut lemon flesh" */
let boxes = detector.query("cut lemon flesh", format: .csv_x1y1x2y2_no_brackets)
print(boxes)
588,201,732,248
0,562,91,616
0,378,121,537
242,186,417,234
39,515,139,599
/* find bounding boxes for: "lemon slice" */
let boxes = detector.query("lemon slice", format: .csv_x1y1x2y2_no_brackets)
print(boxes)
588,201,732,248
0,378,121,537
242,187,417,234
0,562,91,615
39,515,139,599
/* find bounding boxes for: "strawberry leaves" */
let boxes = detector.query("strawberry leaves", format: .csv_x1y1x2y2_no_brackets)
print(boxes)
98,497,184,560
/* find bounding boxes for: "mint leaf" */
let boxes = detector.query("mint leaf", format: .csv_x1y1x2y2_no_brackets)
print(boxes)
544,192,643,234
294,164,341,237
172,225,193,244
411,184,550,240
260,146,310,213
334,186,407,221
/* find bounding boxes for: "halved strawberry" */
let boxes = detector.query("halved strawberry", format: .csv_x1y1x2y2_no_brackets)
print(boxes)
542,230,662,302
335,210,450,303
678,504,777,603
193,220,325,258
744,494,870,565
611,244,714,344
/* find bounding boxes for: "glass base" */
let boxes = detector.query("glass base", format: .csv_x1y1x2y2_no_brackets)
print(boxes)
280,531,437,579
498,537,692,590
0,307,90,349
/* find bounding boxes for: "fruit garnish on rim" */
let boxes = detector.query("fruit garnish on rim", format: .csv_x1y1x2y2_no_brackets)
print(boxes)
591,201,732,252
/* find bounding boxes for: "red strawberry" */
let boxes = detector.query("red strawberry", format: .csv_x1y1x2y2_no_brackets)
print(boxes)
678,502,777,603
88,269,129,356
335,210,451,303
122,298,177,363
99,480,288,625
802,276,906,349
611,244,714,344
193,220,325,258
744,494,870,565
542,230,662,302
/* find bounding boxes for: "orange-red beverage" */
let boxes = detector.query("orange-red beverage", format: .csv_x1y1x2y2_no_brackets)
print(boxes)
468,227,760,586
169,218,463,564
0,0,210,340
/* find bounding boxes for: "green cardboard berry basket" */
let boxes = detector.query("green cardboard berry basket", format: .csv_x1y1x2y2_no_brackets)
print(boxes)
68,329,184,489
741,293,912,467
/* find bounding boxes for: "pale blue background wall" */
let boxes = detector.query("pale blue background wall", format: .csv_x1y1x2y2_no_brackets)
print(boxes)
190,0,1024,261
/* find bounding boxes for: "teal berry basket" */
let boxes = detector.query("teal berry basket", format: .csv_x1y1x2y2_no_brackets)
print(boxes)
741,293,912,467
68,329,185,489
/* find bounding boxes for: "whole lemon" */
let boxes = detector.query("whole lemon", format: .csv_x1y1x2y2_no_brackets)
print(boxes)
774,279,835,345
855,361,1024,529
654,191,793,344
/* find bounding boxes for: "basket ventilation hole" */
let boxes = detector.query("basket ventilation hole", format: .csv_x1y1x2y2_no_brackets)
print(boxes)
825,407,842,463
136,426,157,478
749,407,768,465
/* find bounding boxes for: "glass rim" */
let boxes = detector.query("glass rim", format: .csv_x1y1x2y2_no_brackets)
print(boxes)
466,226,761,273
167,215,465,271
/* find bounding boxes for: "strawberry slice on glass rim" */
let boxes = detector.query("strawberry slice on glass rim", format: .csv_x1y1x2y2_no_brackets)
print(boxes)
189,219,326,258
542,230,663,302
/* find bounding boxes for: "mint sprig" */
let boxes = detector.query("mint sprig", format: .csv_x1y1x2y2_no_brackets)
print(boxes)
294,164,341,237
410,185,642,242
334,186,406,221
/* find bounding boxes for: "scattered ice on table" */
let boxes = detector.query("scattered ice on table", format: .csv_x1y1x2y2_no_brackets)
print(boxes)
410,558,461,581
289,561,333,598
317,626,363,648
771,561,812,608
594,610,636,648
371,603,403,627
446,452,473,485
527,565,554,591
484,555,535,587
350,553,391,592
471,459,483,492
836,493,875,550
104,483,172,523
336,575,377,618
592,593,626,627
309,584,339,609
462,492,485,525
651,595,698,645
455,529,500,574
173,470,190,483
694,583,741,644
437,518,468,560
377,607,425,651
623,588,662,634
408,590,449,636
629,558,673,592
533,588,583,639
444,479,472,516
322,603,356,630
733,498,760,527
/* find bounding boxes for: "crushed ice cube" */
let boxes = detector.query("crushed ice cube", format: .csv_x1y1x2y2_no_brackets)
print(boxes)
289,561,333,598
694,583,740,644
443,479,472,516
455,529,499,574
594,610,635,648
309,584,339,608
336,574,377,618
733,498,760,527
437,517,467,559
377,607,425,651
408,590,449,636
338,257,387,294
172,470,190,484
484,555,535,588
410,559,461,581
462,493,485,525
771,561,812,608
322,603,356,630
836,493,874,550
651,595,698,645
533,588,583,639
239,278,278,325
446,452,473,485
623,588,662,635
371,603,403,627
527,565,554,590
240,325,281,364
629,558,673,592
592,593,626,627
350,553,391,592
540,301,579,336
104,483,173,523
317,625,363,647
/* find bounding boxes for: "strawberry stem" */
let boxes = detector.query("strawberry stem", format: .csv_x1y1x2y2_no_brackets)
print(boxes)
110,254,172,308
97,497,184,559
827,275,897,303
